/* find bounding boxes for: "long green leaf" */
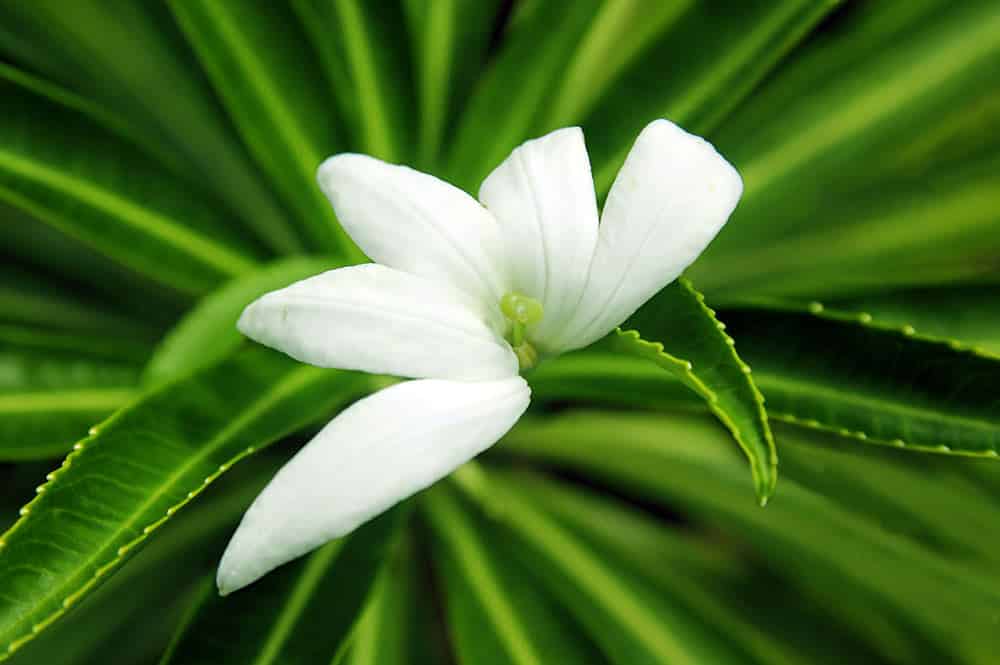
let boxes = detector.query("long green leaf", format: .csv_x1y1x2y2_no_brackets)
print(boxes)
528,350,698,411
585,0,839,194
498,412,1000,664
337,532,448,665
292,0,416,162
423,483,606,665
698,1,1000,266
144,256,342,385
0,346,371,659
720,304,1000,458
2,203,187,326
615,278,776,502
0,0,302,253
452,465,750,665
402,0,502,170
160,508,403,665
829,286,1000,357
6,455,281,665
505,470,884,665
0,73,262,295
693,154,1000,300
0,265,158,341
0,325,143,461
168,0,361,257
443,0,603,191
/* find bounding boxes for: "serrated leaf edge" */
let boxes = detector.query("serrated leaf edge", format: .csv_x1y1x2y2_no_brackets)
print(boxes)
614,279,777,502
0,363,350,660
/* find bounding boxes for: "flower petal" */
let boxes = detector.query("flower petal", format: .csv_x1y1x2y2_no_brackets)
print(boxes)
556,119,743,350
478,127,599,349
238,264,517,381
318,154,508,306
216,376,531,594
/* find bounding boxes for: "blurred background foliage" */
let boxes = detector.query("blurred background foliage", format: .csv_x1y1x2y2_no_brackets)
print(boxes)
1,0,999,663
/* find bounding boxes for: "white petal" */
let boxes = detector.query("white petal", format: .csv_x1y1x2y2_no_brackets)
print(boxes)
478,127,599,350
238,264,517,381
217,376,531,594
318,154,508,306
556,119,743,350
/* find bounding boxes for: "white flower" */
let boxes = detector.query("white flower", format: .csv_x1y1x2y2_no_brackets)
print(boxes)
217,119,742,594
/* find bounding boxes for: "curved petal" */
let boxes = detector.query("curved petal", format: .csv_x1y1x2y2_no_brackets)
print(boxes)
556,119,743,350
238,264,517,381
318,154,508,306
478,127,599,349
217,376,531,594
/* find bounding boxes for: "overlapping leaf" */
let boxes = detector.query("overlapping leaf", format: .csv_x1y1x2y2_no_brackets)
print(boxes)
615,278,776,501
160,509,403,665
0,347,370,659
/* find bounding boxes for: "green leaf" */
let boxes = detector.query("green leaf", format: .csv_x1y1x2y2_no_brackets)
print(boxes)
443,0,604,191
0,62,180,174
0,346,371,659
160,508,403,665
167,0,361,258
693,154,1000,301
698,1,1000,267
5,455,280,665
828,285,1000,357
423,483,607,665
292,0,416,163
451,465,750,665
402,0,502,170
0,72,262,295
615,278,776,502
0,1,302,253
528,350,699,411
144,256,343,385
584,0,840,194
337,531,448,665
720,303,1000,458
2,202,187,326
505,470,883,665
0,325,142,460
498,412,1000,664
0,264,157,342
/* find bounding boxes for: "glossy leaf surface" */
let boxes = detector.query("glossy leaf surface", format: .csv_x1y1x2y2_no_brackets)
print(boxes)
161,509,403,665
616,278,776,501
0,347,369,659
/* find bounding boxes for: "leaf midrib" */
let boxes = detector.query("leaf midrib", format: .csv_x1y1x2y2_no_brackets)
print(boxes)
756,371,1000,437
0,149,255,278
0,364,325,650
253,541,345,665
0,388,134,412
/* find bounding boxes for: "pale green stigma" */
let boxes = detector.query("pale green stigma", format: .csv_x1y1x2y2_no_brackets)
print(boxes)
500,292,544,370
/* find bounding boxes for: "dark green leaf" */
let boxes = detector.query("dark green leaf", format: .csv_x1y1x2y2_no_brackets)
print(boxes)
584,0,840,194
452,465,751,665
292,0,416,162
160,508,404,665
721,303,1000,458
0,0,302,253
168,0,362,258
144,256,343,385
498,412,1000,663
337,531,448,665
402,0,502,170
0,71,262,295
0,346,371,659
616,278,776,502
0,325,143,461
423,483,606,665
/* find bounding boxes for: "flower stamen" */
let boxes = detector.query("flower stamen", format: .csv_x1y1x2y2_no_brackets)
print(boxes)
500,292,543,370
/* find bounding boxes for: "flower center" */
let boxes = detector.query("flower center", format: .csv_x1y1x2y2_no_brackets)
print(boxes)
499,292,543,371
